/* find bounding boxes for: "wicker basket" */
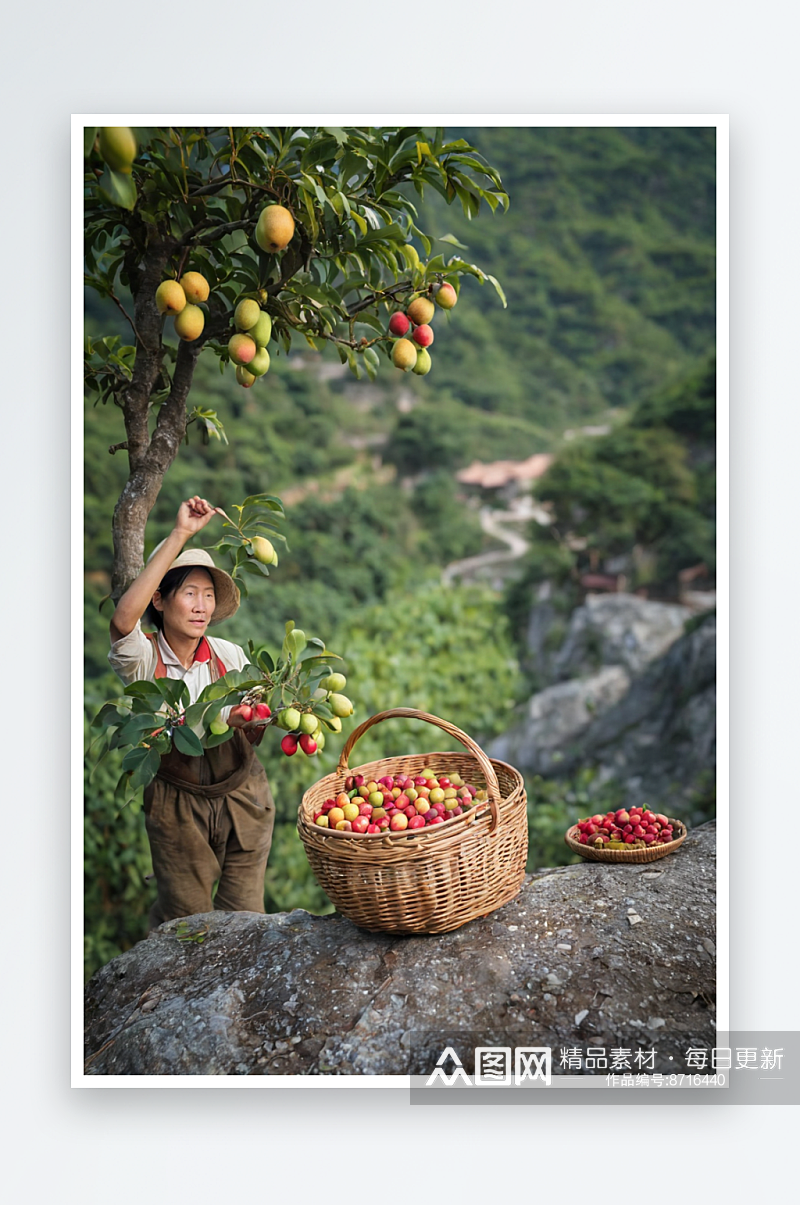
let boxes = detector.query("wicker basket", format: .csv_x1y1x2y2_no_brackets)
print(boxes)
564,819,688,863
297,708,528,934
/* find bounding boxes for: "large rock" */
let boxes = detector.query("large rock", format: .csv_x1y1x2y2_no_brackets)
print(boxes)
84,822,716,1076
552,593,694,680
492,610,716,819
489,665,632,774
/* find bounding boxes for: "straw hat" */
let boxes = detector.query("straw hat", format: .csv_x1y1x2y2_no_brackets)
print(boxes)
147,542,240,623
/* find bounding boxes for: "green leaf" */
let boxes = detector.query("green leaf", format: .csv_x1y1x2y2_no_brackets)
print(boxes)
97,166,137,211
438,233,469,250
121,745,153,774
241,493,285,514
155,677,190,710
90,700,128,729
350,210,367,235
84,127,98,158
257,648,275,673
172,725,204,757
487,274,507,308
118,714,161,745
130,746,161,791
323,126,349,146
409,223,432,256
123,680,162,701
358,223,406,246
183,702,207,728
355,312,385,335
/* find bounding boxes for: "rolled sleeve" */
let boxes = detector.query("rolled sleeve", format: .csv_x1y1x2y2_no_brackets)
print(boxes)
108,622,158,685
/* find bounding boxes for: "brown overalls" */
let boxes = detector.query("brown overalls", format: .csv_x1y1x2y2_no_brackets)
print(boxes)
142,634,276,930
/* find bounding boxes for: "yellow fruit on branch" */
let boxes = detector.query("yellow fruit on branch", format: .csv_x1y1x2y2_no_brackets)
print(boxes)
155,280,186,315
407,296,435,325
392,339,417,371
174,304,205,341
98,127,137,174
255,205,295,253
234,299,261,331
250,536,277,565
179,272,210,303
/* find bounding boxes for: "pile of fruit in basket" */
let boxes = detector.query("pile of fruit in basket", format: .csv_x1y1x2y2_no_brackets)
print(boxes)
576,807,677,849
313,768,489,833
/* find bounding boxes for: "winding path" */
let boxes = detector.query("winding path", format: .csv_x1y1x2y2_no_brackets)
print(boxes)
442,496,551,587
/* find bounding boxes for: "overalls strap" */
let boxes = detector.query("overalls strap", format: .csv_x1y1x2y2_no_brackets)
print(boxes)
145,631,227,680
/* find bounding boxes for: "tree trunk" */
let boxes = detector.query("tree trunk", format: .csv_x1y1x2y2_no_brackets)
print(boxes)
109,238,200,600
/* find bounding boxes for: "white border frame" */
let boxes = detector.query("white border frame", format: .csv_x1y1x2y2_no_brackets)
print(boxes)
74,114,727,1087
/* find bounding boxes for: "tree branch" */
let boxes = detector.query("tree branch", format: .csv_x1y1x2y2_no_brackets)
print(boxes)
108,290,149,351
108,442,128,455
190,218,252,248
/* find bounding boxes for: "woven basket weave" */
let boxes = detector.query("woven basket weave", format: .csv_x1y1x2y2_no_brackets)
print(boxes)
564,820,688,863
297,708,528,934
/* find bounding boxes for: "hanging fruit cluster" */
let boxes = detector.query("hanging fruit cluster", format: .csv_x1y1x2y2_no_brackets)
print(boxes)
387,282,457,377
155,272,212,342
228,300,273,388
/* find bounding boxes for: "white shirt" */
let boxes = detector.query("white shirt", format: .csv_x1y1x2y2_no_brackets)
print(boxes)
108,622,250,724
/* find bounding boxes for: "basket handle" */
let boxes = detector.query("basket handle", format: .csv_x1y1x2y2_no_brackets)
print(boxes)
336,707,501,834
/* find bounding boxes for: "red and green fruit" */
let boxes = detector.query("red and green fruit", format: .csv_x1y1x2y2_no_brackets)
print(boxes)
407,296,435,325
412,348,432,376
434,282,457,309
229,333,257,365
248,347,271,377
389,312,411,336
311,766,484,837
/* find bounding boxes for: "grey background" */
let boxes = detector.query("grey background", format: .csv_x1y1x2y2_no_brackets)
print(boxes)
5,1,797,1201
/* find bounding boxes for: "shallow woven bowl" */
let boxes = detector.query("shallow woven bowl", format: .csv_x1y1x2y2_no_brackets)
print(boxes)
564,820,688,863
297,708,528,934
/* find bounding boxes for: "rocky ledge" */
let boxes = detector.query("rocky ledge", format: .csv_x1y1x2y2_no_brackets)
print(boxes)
84,821,716,1075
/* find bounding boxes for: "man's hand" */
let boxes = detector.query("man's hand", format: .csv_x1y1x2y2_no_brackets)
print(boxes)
228,704,268,746
174,496,219,539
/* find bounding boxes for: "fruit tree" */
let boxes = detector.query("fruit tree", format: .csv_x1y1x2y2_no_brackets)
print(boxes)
84,125,508,598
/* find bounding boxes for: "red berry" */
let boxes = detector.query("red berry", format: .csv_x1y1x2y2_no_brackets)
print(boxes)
238,704,253,722
388,312,411,336
255,703,271,720
299,733,317,755
280,734,298,756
